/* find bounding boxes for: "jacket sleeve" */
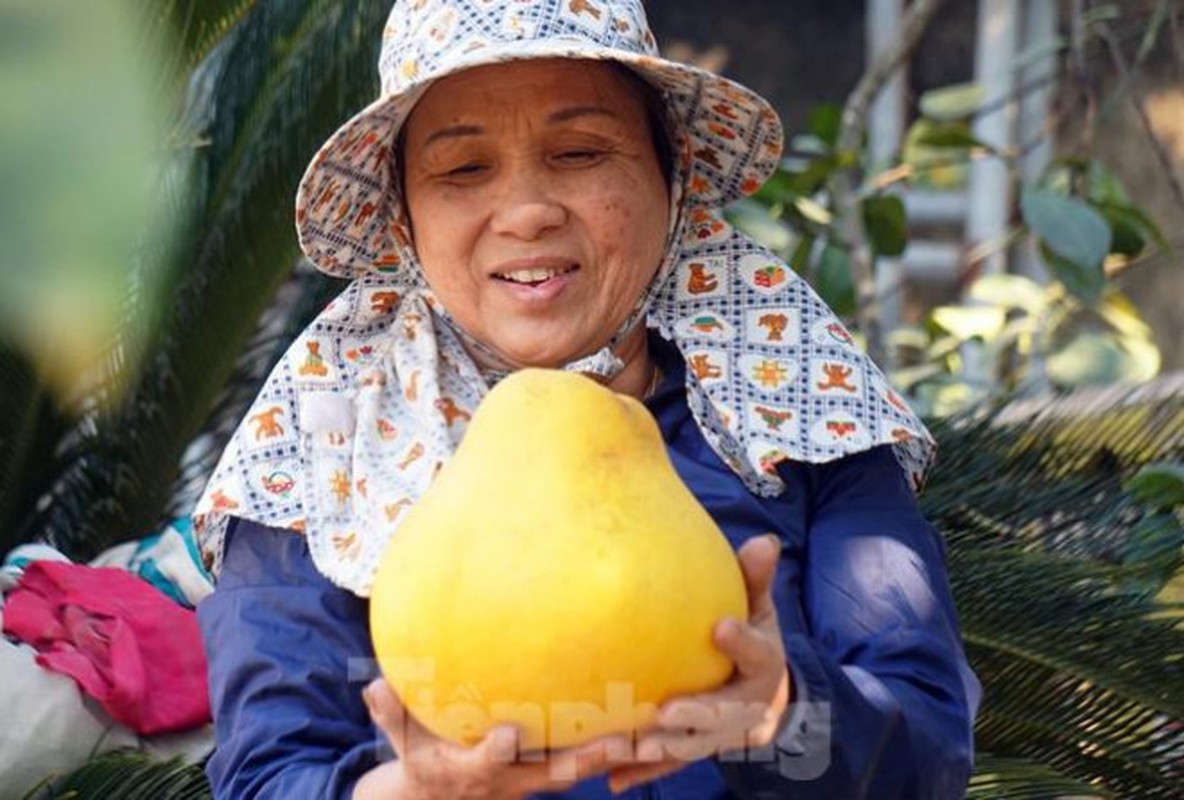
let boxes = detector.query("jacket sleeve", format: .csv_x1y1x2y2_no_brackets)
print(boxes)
720,445,981,799
197,518,384,800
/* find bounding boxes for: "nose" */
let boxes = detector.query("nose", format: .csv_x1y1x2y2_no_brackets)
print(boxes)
489,167,568,241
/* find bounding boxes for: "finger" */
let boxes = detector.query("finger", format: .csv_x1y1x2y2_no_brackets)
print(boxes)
471,723,521,767
546,734,633,785
713,616,783,679
364,678,411,755
655,683,770,735
607,758,684,796
737,534,781,619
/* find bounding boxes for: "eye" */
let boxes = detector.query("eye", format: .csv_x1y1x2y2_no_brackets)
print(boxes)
443,162,488,179
554,149,606,165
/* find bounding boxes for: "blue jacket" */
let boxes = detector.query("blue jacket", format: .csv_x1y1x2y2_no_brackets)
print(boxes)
198,342,980,799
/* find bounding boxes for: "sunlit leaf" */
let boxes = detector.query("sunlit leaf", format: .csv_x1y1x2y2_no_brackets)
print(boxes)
966,273,1047,315
1099,290,1154,340
920,81,986,120
792,195,833,226
1045,331,1160,386
931,306,1007,342
902,119,972,190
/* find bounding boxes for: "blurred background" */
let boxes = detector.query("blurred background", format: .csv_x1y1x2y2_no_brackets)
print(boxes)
0,1,1181,798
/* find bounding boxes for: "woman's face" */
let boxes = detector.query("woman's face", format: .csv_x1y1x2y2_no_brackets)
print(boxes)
402,59,670,368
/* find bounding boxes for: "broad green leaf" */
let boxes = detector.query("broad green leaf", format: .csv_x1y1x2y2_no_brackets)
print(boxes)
1022,187,1112,269
910,120,990,151
966,273,1047,315
806,103,842,148
1045,331,1158,386
902,120,971,190
861,195,907,257
1124,462,1184,509
815,243,855,317
931,305,1007,342
781,153,844,199
920,82,986,120
1096,199,1170,253
787,231,815,275
750,167,797,206
1023,188,1111,304
1102,207,1147,256
1040,245,1106,306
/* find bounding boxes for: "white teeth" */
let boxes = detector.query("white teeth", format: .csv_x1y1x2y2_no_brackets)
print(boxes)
498,267,573,283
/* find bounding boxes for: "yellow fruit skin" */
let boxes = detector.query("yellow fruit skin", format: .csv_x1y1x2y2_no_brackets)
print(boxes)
369,369,747,750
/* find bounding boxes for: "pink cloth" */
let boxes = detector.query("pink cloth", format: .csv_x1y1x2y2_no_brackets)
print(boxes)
2,561,210,735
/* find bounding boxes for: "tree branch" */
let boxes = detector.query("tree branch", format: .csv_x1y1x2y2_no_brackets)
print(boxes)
830,0,947,368
1098,24,1184,220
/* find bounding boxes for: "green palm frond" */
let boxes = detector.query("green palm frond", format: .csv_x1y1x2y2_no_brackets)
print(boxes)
0,343,72,556
18,749,210,800
967,754,1113,799
923,382,1184,796
155,0,263,74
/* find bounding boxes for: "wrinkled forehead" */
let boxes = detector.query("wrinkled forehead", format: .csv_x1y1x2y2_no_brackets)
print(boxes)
396,57,677,195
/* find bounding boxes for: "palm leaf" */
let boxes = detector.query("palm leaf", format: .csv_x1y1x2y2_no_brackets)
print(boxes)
18,749,210,800
0,343,72,556
924,381,1184,796
967,753,1115,798
155,0,263,74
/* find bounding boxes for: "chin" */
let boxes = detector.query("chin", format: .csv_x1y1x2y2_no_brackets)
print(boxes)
491,334,595,371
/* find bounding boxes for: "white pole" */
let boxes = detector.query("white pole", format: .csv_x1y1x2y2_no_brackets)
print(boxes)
867,0,906,340
1016,0,1057,281
965,0,1019,277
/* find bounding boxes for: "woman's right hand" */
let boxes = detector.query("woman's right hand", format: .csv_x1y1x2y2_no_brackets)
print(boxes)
353,678,632,800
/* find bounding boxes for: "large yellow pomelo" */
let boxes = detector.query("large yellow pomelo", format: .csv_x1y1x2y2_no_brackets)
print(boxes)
369,368,747,750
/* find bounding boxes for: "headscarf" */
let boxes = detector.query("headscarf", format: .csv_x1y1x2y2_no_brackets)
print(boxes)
194,0,935,596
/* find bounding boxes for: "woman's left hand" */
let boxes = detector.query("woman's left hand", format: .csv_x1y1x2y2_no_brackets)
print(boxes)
608,534,792,794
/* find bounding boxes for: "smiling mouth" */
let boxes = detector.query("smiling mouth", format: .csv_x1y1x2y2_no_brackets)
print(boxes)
492,264,579,286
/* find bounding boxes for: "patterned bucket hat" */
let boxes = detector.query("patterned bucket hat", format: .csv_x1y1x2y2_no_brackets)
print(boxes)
295,0,784,280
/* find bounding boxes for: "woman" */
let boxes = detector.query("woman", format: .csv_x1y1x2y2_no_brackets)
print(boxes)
195,1,981,798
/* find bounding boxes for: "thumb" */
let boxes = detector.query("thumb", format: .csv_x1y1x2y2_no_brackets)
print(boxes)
364,678,411,756
737,534,780,619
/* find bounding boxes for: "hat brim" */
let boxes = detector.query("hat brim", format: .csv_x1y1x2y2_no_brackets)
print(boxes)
295,39,784,279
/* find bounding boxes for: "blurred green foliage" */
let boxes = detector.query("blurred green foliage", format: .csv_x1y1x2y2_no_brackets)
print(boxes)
0,0,171,398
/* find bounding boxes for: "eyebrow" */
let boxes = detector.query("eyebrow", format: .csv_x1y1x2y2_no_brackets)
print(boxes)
420,106,619,147
546,105,617,124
